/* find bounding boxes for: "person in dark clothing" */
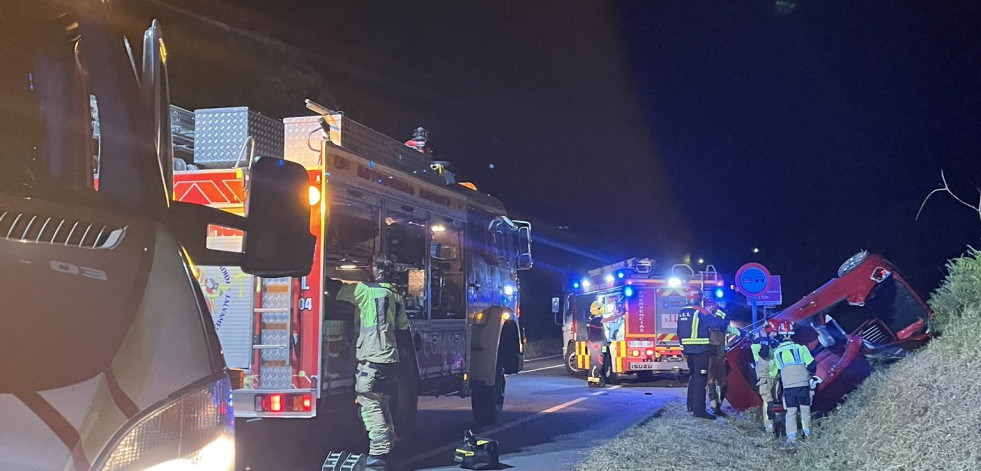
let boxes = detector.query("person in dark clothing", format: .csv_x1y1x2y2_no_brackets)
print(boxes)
677,287,729,420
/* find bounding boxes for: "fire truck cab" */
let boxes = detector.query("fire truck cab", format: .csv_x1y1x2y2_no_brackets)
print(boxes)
556,259,725,382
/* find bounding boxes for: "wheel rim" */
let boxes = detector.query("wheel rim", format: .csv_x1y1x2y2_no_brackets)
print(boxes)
566,351,577,371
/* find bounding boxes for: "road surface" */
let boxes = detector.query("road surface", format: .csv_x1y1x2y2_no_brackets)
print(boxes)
237,356,686,470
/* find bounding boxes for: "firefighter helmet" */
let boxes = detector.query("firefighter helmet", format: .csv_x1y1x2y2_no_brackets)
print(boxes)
776,320,795,337
589,301,605,316
371,253,397,282
685,287,703,304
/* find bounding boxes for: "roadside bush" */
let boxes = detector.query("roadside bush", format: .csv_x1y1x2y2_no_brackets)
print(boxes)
928,247,981,334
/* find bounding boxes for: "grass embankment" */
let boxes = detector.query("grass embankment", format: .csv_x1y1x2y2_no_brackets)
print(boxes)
577,249,981,471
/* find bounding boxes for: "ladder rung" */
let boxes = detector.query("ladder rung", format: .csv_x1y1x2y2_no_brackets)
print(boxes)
253,344,288,349
254,308,290,313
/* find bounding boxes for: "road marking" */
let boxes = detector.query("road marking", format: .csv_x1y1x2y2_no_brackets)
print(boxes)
525,354,562,362
520,364,564,373
403,392,603,465
591,385,622,396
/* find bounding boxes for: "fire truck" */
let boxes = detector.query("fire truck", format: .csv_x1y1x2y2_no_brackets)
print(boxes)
170,102,532,427
555,259,725,382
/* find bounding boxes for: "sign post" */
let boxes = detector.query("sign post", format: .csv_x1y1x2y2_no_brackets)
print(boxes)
735,263,772,327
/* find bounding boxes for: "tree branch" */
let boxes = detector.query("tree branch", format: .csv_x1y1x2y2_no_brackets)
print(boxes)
916,170,981,221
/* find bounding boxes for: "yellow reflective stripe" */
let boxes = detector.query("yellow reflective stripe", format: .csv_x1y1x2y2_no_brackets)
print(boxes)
682,313,708,344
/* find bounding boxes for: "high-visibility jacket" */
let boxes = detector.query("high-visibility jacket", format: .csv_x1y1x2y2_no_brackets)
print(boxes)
337,282,410,364
677,306,728,354
769,340,815,389
751,336,780,363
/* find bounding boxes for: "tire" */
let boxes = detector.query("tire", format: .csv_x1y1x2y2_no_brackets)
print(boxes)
564,344,584,377
472,359,506,425
390,343,419,443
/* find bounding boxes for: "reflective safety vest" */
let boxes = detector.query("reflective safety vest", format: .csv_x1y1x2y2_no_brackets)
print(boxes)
769,340,814,389
677,306,725,353
337,282,410,364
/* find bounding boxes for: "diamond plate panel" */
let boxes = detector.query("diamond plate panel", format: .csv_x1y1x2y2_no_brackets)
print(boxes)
261,277,290,307
284,116,334,169
194,107,283,167
259,365,292,389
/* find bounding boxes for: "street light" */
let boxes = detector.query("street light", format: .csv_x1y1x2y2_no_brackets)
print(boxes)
752,247,760,254
697,258,705,265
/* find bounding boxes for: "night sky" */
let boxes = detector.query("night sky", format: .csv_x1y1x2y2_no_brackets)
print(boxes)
134,1,981,333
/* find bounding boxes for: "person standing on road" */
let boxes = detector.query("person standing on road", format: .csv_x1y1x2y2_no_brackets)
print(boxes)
677,287,728,420
704,298,739,417
336,253,410,471
768,321,818,445
752,319,782,433
586,301,609,387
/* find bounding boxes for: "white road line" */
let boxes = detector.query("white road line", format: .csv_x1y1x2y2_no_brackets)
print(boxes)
404,393,599,465
590,385,621,395
519,364,564,373
525,354,562,362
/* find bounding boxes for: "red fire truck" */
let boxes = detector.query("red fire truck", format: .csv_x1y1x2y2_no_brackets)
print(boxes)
172,103,532,427
556,259,725,382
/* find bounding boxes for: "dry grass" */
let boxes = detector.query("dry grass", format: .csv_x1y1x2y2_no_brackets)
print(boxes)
574,402,795,471
578,250,981,471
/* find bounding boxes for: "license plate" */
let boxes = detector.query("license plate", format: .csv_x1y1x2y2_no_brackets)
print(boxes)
629,362,656,371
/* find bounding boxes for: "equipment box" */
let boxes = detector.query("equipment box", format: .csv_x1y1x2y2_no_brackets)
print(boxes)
194,107,284,167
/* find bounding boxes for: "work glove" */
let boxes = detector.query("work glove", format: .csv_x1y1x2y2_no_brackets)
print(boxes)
809,376,823,390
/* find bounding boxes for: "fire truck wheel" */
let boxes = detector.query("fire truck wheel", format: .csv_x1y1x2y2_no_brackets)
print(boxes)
391,343,419,443
564,344,584,377
472,359,506,425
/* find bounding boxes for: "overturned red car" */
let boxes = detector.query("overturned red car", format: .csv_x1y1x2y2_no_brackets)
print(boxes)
725,251,933,413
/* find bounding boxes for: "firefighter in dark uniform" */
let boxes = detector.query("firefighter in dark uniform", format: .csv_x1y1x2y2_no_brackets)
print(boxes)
586,301,608,386
677,287,728,420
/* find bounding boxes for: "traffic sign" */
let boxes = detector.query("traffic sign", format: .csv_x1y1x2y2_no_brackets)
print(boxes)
756,275,782,305
735,263,771,297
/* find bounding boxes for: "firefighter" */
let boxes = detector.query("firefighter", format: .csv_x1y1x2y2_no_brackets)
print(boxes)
768,321,820,445
752,319,782,432
704,298,740,417
586,301,608,386
336,253,410,471
677,287,728,419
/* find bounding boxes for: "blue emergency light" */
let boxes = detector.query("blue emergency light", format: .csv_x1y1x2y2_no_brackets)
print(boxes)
624,286,635,297
715,288,725,298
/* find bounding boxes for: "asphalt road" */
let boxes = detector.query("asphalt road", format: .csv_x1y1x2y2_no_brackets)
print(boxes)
237,356,686,471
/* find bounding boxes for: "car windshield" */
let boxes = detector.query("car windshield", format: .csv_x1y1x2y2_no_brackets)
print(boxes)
0,4,95,200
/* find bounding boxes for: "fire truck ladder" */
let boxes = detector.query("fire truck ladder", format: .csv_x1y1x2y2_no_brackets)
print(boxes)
253,277,294,390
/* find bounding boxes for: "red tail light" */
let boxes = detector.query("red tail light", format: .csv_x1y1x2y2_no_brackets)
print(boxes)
302,395,312,411
269,394,283,412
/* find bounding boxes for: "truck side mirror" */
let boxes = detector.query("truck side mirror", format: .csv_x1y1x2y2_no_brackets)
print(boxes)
552,296,561,325
241,157,316,277
515,220,533,271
